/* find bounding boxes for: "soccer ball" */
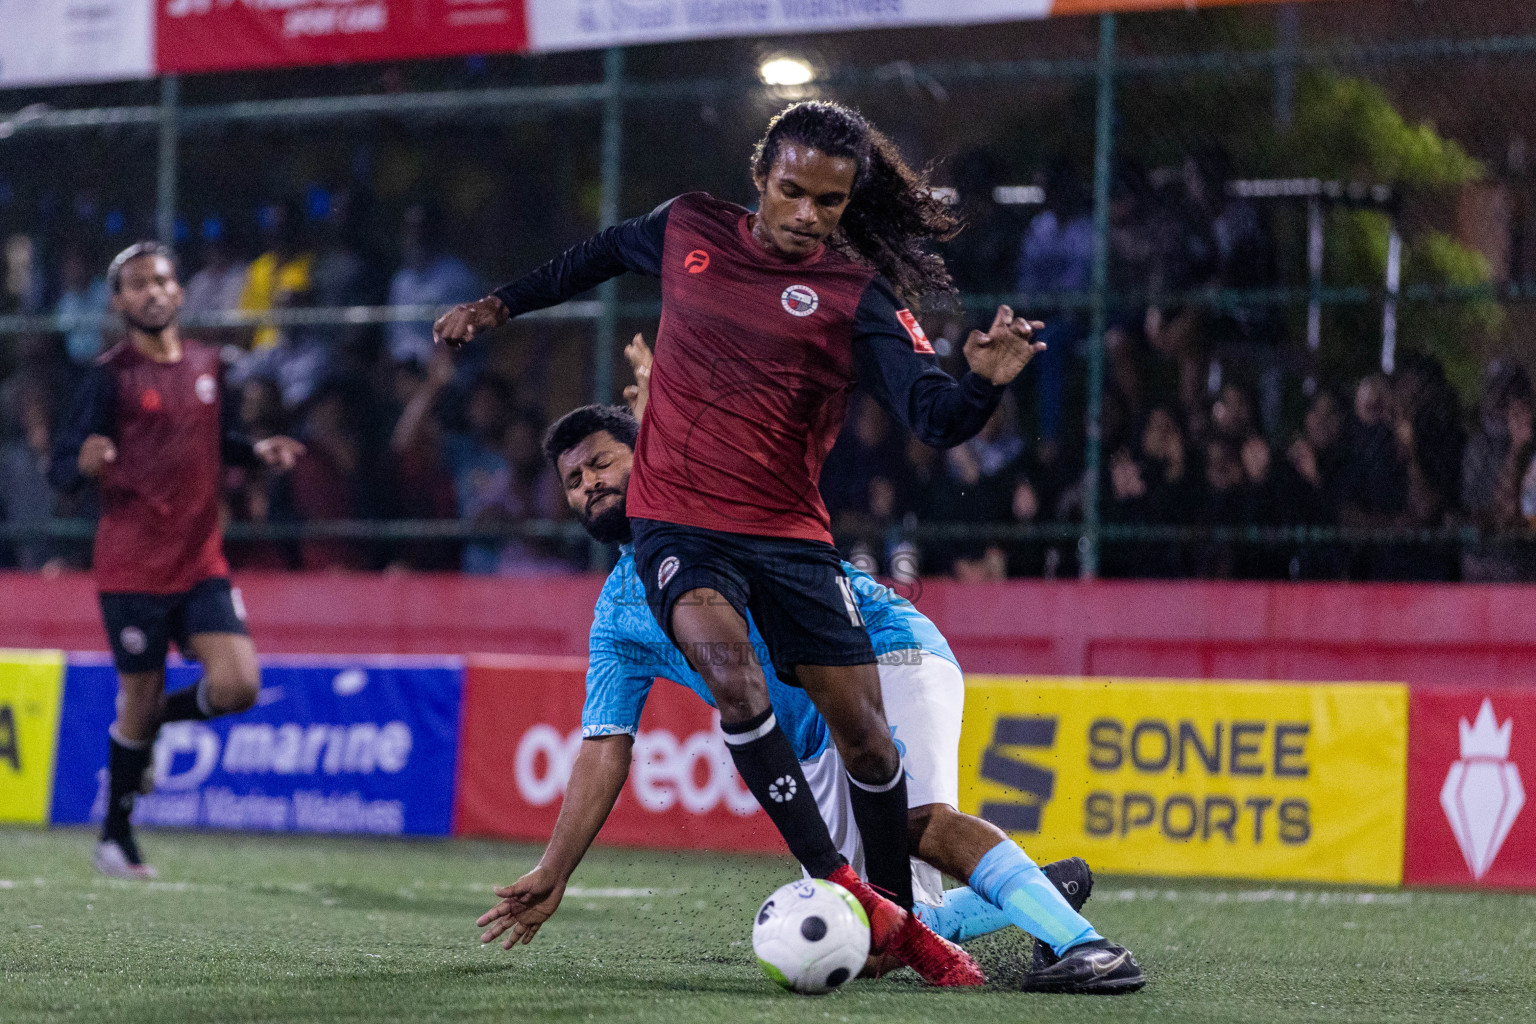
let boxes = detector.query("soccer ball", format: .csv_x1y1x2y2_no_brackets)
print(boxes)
752,879,870,995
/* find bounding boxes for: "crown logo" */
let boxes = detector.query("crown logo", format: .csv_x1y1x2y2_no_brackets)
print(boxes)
1442,698,1524,880
1459,699,1513,760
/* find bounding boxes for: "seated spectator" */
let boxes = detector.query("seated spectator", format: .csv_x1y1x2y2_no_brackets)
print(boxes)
1461,360,1535,581
240,199,315,351
495,408,579,576
1016,159,1092,446
182,224,250,324
387,202,479,367
227,269,334,411
1284,387,1349,578
1194,437,1247,578
289,386,370,570
0,379,63,570
384,362,459,571
224,378,295,571
1390,352,1464,581
2,233,43,315
822,394,909,525
393,352,519,574
55,244,109,365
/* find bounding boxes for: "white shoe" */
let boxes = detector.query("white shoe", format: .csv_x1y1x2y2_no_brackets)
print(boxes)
94,840,158,880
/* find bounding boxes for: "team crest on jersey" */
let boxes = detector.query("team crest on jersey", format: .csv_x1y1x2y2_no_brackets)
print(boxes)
896,309,935,354
657,556,680,590
195,373,217,404
781,284,819,317
684,249,710,273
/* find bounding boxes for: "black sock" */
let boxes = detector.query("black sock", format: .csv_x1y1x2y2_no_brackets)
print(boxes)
847,765,915,910
102,729,152,848
160,680,211,723
721,708,845,878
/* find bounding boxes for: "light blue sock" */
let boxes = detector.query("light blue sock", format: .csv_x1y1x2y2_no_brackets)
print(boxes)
915,887,1010,943
969,840,1102,956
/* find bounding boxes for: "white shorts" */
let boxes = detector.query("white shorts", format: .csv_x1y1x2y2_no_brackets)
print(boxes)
800,650,964,907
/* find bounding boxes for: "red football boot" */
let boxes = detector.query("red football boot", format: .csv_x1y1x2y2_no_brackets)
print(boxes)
827,864,987,987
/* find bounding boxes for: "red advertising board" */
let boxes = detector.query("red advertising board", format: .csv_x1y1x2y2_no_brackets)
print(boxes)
1404,687,1536,888
157,0,528,76
453,656,782,854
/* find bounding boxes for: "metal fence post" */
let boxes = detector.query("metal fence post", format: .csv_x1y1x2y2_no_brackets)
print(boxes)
156,76,180,246
594,47,625,406
590,48,626,572
1082,13,1116,579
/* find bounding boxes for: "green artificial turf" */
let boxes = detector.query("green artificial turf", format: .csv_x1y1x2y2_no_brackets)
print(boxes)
1,826,1532,1023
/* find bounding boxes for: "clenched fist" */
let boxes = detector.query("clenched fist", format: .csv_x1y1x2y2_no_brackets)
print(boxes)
433,295,510,349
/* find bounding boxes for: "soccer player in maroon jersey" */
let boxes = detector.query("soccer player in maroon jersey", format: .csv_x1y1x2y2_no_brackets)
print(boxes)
436,102,1042,985
49,242,305,879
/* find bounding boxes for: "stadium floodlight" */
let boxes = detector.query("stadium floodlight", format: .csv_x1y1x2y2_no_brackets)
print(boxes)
760,56,815,86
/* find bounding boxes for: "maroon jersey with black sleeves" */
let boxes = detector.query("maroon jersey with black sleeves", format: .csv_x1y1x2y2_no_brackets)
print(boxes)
50,339,255,594
493,191,1004,543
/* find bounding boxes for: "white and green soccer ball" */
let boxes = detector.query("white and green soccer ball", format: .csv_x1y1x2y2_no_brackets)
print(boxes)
752,879,870,995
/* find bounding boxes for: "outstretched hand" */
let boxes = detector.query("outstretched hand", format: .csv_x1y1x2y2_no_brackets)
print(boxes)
963,305,1046,386
433,295,510,349
477,867,566,950
254,436,306,472
622,333,653,420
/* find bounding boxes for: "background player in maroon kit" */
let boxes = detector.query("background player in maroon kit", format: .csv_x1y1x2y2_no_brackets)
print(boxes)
50,242,305,879
436,102,1042,985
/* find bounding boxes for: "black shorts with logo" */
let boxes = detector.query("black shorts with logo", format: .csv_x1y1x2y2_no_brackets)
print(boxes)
629,518,875,686
99,577,248,674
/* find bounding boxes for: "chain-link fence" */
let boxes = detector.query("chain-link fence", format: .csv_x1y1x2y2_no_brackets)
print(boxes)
2,1,1533,580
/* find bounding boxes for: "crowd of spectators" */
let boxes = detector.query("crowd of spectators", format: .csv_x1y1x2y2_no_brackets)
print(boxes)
2,153,1534,581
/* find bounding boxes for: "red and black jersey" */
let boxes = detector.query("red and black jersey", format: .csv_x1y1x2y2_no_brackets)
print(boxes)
494,191,1003,543
50,338,258,594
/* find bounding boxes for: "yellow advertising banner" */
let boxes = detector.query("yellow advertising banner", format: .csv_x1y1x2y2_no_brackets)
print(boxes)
959,676,1408,885
0,650,66,824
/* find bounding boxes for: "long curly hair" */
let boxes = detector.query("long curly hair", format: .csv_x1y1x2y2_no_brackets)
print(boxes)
751,101,959,303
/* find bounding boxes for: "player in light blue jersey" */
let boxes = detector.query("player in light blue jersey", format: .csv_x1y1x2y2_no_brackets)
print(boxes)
475,356,1143,995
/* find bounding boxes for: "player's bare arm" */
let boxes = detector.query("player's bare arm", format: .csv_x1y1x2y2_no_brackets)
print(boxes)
477,733,633,949
433,294,509,349
964,304,1047,386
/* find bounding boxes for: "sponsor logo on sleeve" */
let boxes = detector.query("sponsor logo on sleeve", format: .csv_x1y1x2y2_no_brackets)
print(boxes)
781,285,819,317
896,309,935,354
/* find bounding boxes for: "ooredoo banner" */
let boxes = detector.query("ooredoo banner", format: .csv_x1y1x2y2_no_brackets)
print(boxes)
0,650,66,824
50,656,463,836
156,0,529,76
453,656,781,851
957,676,1409,885
1404,687,1536,888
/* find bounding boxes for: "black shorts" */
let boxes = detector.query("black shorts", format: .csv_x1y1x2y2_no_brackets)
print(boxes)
99,578,248,674
629,518,875,685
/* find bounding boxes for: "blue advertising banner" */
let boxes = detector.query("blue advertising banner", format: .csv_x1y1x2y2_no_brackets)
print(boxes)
51,656,463,836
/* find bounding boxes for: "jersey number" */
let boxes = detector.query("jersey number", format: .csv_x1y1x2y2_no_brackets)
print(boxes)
836,577,865,628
